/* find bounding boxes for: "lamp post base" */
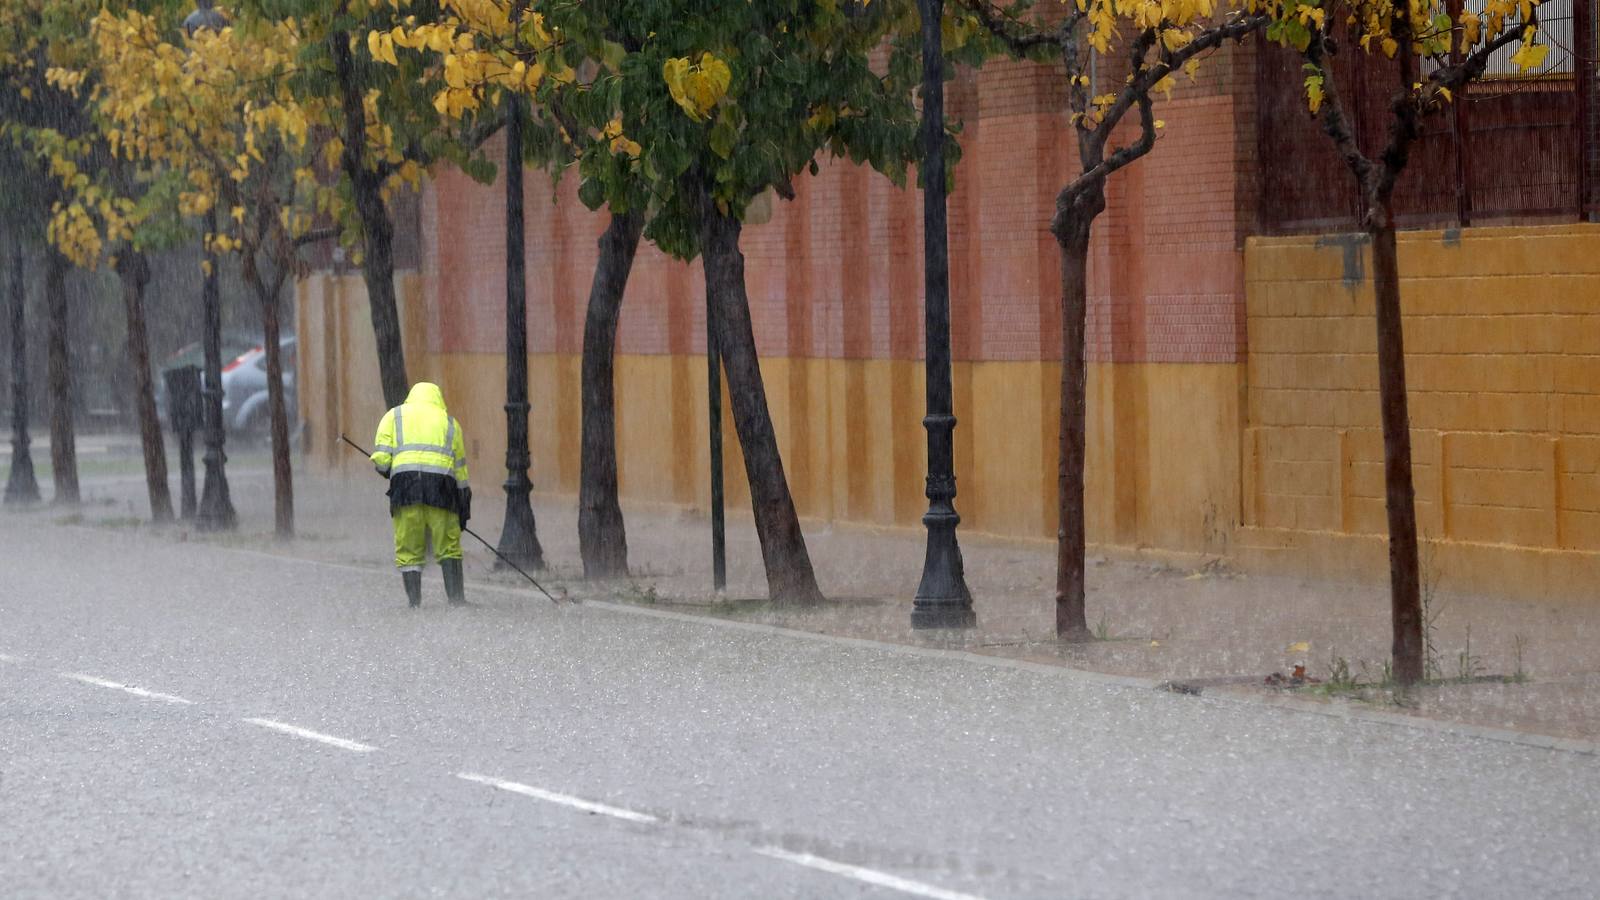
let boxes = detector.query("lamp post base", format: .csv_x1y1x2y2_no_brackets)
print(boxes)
3,444,40,506
912,505,975,629
496,472,545,571
197,448,236,531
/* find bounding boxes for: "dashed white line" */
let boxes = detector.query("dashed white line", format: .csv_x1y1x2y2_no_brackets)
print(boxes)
753,847,988,900
455,772,659,824
62,672,193,705
0,652,23,664
243,718,376,753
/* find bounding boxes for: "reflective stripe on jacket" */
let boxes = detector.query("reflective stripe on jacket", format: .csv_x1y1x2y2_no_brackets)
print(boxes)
372,382,469,513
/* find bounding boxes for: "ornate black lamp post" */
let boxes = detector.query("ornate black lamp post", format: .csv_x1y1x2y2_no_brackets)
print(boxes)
185,0,236,531
495,3,545,570
911,0,974,628
4,234,40,506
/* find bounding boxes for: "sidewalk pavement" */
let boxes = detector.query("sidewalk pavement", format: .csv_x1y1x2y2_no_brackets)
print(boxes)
26,450,1600,745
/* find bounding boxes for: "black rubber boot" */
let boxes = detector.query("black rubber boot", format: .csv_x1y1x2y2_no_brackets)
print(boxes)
442,559,466,606
403,571,423,608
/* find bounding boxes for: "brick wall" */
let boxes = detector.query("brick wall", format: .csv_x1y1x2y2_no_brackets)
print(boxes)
1244,225,1600,560
424,49,1256,373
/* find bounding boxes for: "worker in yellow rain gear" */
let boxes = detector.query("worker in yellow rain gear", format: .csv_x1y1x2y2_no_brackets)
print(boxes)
371,382,472,607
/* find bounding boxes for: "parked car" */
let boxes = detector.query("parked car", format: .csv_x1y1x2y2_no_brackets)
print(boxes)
157,334,296,444
221,336,297,443
154,334,257,428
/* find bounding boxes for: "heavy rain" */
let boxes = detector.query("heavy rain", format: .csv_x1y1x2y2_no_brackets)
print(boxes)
2,0,1598,897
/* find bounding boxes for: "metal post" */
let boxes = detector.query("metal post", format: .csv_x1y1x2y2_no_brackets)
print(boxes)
197,208,236,531
187,2,235,531
1577,0,1595,219
3,232,39,506
495,65,545,570
1448,0,1473,227
707,292,726,592
911,0,975,628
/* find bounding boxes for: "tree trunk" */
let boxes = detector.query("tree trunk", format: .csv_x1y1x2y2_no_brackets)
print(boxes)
353,174,407,409
330,28,408,408
578,211,644,578
698,195,824,605
116,250,173,524
44,248,77,505
5,231,40,506
261,283,294,538
1369,202,1424,685
1054,207,1095,639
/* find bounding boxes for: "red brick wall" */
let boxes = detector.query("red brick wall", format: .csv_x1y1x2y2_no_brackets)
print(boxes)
424,46,1257,368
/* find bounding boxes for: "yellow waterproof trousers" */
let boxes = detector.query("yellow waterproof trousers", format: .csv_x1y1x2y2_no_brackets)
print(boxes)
393,504,462,571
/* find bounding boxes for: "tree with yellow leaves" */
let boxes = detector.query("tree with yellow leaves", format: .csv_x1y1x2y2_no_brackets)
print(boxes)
0,0,104,508
262,0,505,410
76,7,338,538
962,0,1266,639
1261,0,1544,684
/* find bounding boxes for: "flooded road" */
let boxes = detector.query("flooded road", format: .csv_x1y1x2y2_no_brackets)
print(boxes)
2,515,1596,898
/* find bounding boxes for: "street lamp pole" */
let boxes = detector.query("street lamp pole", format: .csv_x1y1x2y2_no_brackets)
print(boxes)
186,1,236,532
4,232,40,506
911,0,974,628
707,292,726,592
494,24,545,571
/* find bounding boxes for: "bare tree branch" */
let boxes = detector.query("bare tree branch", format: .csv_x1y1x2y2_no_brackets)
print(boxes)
1428,15,1534,95
1306,28,1376,190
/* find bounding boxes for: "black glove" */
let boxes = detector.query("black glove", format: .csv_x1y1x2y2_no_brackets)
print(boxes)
458,486,472,527
376,467,390,480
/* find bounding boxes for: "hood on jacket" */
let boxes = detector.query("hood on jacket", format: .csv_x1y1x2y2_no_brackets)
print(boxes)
405,382,446,411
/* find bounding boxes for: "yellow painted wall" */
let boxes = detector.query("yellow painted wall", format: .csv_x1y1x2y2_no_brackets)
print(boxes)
1243,223,1600,600
297,271,1245,557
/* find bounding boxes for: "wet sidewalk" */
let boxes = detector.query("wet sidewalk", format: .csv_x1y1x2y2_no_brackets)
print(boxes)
35,452,1600,745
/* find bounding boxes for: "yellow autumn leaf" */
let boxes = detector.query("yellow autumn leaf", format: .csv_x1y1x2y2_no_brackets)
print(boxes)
1287,641,1311,653
1304,73,1325,114
1509,37,1549,72
663,53,731,122
1380,36,1398,58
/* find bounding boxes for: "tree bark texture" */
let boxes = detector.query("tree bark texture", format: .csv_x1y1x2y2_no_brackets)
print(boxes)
44,248,77,505
261,288,294,538
698,197,824,605
578,211,644,579
1301,26,1428,685
1054,205,1097,639
1369,209,1424,685
331,28,408,409
116,250,173,524
4,232,39,506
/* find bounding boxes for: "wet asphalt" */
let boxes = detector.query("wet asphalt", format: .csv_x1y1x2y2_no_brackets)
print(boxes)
2,516,1597,899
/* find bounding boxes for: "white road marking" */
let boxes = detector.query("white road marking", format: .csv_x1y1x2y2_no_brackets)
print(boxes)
0,652,22,664
243,718,376,753
455,772,659,824
753,847,988,900
62,672,193,705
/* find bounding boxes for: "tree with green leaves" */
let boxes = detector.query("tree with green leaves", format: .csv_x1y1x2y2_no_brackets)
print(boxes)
375,1,641,577
384,0,928,602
